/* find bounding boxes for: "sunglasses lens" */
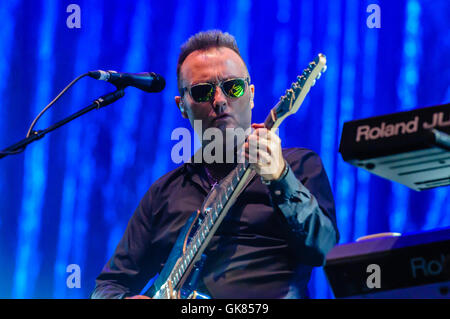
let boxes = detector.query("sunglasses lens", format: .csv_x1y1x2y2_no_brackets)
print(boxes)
191,84,214,102
189,79,247,102
223,79,246,98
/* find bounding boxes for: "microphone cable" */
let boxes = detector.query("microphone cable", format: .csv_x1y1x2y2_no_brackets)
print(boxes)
26,72,90,138
0,72,90,156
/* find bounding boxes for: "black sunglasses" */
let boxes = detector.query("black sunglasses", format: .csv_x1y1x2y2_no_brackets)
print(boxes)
182,78,250,103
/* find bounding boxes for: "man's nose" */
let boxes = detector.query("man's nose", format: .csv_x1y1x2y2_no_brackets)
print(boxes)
212,85,227,113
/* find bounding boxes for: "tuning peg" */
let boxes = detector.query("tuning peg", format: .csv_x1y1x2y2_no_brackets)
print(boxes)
322,65,327,73
311,79,316,86
316,72,322,79
285,88,294,98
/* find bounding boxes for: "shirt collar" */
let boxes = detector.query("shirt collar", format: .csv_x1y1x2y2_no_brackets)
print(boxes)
181,149,211,194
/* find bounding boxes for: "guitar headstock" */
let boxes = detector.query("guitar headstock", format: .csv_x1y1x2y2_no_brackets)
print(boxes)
271,53,327,125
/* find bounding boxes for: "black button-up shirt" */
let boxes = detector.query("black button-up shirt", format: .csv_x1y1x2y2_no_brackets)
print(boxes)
91,147,339,299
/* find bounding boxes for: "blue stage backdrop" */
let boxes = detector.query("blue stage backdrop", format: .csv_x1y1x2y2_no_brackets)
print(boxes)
0,0,449,298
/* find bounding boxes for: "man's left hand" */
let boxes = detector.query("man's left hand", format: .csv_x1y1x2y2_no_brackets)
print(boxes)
241,123,286,181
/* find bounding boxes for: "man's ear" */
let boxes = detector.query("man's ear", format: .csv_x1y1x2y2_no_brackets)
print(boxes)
175,96,188,119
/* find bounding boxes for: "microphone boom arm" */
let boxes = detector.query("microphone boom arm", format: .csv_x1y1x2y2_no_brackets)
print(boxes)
0,89,125,159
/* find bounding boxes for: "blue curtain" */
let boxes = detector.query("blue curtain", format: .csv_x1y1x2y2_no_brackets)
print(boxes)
0,0,449,298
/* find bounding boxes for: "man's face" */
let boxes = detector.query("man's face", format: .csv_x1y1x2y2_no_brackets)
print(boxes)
175,47,254,141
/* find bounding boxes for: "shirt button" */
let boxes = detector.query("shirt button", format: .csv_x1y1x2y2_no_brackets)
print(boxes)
274,190,282,196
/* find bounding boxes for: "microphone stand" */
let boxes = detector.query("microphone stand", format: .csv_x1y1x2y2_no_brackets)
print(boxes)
0,89,125,159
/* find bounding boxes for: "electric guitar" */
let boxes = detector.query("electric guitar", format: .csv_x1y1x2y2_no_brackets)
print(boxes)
144,53,327,299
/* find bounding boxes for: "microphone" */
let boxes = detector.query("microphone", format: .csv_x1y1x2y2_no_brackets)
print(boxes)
88,70,166,93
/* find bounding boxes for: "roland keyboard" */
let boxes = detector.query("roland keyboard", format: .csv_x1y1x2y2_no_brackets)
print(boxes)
339,103,450,191
324,227,450,298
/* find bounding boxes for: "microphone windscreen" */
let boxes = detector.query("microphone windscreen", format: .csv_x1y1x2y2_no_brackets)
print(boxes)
148,72,166,93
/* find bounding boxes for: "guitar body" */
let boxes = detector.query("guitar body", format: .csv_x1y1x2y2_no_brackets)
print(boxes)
144,210,210,299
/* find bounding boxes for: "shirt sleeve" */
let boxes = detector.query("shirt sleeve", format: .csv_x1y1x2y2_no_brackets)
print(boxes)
90,187,158,299
266,148,339,266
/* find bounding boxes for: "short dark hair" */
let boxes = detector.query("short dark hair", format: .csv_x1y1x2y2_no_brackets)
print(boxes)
176,30,247,93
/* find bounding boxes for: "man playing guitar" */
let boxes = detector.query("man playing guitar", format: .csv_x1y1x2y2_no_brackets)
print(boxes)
91,30,339,299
